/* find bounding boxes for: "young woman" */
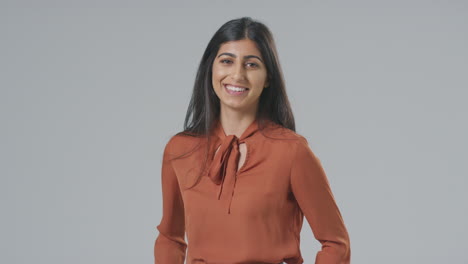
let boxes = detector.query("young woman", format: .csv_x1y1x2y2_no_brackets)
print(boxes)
154,17,351,264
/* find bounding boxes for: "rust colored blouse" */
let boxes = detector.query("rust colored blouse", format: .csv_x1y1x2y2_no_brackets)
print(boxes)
154,118,351,264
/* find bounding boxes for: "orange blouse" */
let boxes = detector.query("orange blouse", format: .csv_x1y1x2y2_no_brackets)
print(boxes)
154,118,351,264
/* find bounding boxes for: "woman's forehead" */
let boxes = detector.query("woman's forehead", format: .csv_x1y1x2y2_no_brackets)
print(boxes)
218,39,261,56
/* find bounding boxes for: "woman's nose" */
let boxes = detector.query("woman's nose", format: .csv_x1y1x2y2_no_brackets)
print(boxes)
231,62,246,81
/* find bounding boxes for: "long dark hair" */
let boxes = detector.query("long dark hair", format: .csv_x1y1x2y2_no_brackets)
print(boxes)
169,16,296,189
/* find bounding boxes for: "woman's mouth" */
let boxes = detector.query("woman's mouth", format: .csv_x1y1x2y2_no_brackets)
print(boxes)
224,84,249,96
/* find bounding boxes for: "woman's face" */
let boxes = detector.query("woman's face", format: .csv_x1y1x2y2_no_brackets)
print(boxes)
212,39,269,114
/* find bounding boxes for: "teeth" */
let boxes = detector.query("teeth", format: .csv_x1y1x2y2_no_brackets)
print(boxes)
225,84,247,92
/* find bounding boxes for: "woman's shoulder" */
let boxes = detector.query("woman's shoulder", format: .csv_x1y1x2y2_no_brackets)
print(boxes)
164,131,207,156
262,121,309,144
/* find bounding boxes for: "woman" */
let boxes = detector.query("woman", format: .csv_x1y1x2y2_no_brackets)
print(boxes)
154,17,351,264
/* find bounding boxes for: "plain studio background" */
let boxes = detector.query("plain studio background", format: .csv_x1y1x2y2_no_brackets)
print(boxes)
1,1,467,263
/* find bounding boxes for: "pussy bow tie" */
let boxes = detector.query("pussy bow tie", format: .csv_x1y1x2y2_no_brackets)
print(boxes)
207,119,260,214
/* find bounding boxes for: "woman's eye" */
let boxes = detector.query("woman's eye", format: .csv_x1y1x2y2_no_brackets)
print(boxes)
220,59,258,68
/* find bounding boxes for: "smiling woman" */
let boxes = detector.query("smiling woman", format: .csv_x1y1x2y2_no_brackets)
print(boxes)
154,16,351,264
212,38,269,111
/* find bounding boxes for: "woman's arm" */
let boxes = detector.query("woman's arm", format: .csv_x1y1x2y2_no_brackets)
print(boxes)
154,139,187,264
290,136,351,264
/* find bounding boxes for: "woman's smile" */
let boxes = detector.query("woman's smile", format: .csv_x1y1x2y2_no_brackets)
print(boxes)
224,84,250,96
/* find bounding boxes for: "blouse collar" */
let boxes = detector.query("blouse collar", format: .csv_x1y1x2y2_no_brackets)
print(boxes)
213,118,260,142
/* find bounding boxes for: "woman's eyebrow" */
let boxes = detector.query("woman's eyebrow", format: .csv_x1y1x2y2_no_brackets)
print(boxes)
217,52,263,63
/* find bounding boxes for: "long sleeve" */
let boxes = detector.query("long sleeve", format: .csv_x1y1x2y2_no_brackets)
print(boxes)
290,137,351,264
154,140,187,264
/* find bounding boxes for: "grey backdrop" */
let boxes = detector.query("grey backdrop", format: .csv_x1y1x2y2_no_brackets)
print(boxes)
1,1,467,263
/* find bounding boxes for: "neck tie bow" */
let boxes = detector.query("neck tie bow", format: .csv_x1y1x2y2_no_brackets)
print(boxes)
207,119,260,214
